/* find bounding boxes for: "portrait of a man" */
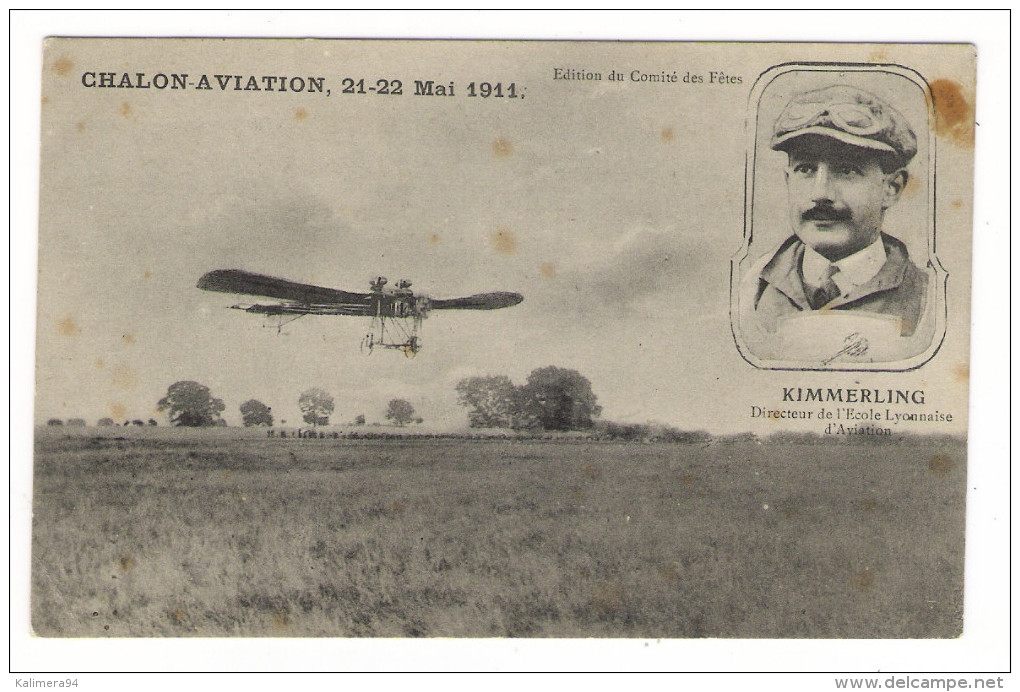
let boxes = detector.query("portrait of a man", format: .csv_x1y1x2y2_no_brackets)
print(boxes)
738,80,940,367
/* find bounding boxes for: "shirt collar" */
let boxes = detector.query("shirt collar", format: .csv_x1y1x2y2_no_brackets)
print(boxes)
801,236,887,291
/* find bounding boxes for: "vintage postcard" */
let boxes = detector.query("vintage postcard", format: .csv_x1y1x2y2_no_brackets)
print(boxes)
32,38,975,640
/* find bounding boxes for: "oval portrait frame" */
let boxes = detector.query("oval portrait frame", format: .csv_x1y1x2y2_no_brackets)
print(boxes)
731,63,947,372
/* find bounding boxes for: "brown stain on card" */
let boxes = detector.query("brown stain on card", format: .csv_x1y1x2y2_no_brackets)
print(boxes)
118,556,136,573
294,107,307,121
120,102,132,118
929,79,974,148
94,358,105,369
108,403,127,420
143,269,152,280
122,333,136,345
491,228,517,255
780,505,800,520
57,315,81,336
900,173,919,199
53,57,73,76
592,580,627,618
539,262,556,278
660,127,675,143
492,137,514,158
950,200,963,210
427,233,441,246
658,562,681,582
953,363,969,382
928,454,954,475
852,567,876,590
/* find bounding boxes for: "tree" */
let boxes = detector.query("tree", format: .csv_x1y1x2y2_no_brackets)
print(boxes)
385,399,415,427
240,399,274,427
46,418,63,426
66,418,87,427
157,380,226,427
97,417,115,427
354,414,366,426
298,388,334,426
455,375,519,428
518,366,602,431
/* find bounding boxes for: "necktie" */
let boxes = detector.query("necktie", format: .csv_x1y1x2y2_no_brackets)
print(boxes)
808,265,841,309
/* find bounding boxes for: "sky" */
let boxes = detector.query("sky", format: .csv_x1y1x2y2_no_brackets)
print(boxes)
32,38,974,435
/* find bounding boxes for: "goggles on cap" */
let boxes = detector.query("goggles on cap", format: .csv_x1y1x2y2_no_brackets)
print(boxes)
776,100,886,138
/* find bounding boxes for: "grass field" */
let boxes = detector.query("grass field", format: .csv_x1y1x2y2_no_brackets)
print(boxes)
31,428,966,638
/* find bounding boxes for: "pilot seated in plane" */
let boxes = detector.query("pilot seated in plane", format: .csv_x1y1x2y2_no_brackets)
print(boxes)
740,85,934,364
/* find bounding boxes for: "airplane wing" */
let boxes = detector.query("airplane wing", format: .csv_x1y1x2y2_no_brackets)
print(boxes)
430,292,523,310
237,302,375,317
197,269,371,306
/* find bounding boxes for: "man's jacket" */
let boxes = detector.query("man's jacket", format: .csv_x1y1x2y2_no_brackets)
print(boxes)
749,233,929,337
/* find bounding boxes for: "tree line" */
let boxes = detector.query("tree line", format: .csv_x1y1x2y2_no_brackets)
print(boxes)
53,365,603,431
46,417,158,427
455,366,601,431
152,380,419,428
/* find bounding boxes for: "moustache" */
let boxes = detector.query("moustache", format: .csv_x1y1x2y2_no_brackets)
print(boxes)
802,205,852,222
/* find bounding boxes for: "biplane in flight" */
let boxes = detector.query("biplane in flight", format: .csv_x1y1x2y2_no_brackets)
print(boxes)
197,269,523,357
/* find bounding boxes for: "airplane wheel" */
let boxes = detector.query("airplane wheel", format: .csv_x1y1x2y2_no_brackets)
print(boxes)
404,337,420,358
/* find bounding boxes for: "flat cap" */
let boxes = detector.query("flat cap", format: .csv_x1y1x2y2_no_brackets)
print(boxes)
771,85,917,168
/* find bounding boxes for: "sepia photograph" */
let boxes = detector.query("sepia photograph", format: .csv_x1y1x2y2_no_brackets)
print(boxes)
12,11,1008,680
734,65,947,369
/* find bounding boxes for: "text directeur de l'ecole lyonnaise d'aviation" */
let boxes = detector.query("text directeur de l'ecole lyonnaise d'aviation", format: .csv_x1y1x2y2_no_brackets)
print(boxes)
197,269,523,357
